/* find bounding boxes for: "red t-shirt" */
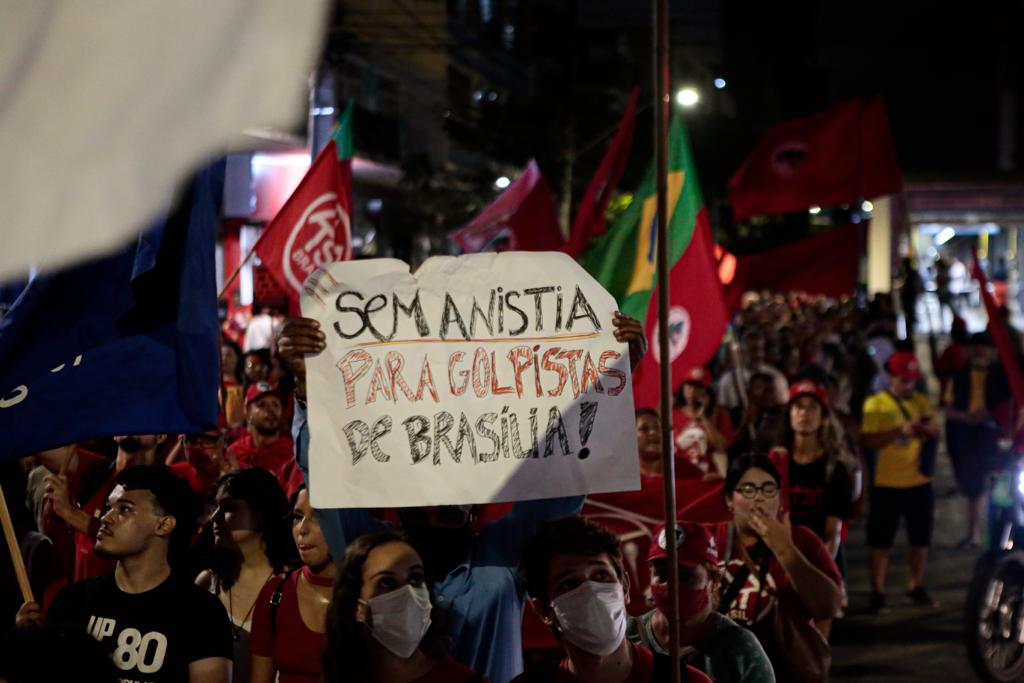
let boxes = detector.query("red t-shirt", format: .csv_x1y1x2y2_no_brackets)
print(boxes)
228,434,294,478
275,458,306,500
713,523,842,627
250,571,324,683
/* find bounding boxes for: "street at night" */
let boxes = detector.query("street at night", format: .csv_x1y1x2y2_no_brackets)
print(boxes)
3,2,1024,682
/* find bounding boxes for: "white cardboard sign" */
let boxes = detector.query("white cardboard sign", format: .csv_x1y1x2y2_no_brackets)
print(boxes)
301,252,639,508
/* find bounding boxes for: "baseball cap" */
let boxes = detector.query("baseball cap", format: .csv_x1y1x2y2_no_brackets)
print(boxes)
245,381,279,407
886,351,922,382
647,522,719,567
682,367,712,389
788,379,829,407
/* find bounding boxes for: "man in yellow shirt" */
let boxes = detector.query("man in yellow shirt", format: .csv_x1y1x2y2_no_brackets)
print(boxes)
861,350,940,614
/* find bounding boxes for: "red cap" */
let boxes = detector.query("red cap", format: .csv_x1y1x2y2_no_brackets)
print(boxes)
647,522,719,567
245,381,279,407
682,366,712,389
887,351,922,382
788,379,828,407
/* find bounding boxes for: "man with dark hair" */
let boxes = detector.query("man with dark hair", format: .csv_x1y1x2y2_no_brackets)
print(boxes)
16,464,232,683
241,348,271,387
227,381,293,480
515,516,711,682
38,434,169,581
729,372,786,459
943,332,1008,548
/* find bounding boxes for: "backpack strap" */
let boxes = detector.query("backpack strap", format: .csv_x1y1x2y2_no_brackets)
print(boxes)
270,568,299,637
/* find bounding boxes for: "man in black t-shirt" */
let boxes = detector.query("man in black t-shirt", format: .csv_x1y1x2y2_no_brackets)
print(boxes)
17,465,232,683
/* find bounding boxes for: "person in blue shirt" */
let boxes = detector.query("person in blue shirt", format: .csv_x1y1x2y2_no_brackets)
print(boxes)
278,312,646,683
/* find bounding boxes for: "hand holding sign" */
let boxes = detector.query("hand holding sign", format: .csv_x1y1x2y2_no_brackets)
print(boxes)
278,318,327,399
300,252,640,508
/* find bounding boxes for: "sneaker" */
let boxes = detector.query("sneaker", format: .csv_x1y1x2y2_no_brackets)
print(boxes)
869,591,889,615
907,586,940,608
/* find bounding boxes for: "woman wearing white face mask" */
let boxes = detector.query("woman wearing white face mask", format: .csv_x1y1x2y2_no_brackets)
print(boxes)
323,530,488,683
515,517,711,683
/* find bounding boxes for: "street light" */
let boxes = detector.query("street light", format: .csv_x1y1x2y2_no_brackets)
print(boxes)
861,200,874,212
808,205,821,215
495,176,511,189
675,87,699,108
714,78,727,90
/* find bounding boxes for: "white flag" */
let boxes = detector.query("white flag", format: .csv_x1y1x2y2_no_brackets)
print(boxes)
0,0,329,280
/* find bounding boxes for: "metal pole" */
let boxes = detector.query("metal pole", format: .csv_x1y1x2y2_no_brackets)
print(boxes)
653,0,680,680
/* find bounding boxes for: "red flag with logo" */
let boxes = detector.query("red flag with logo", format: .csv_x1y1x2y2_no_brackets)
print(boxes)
254,139,352,315
564,88,639,257
728,97,902,220
449,160,564,253
631,216,728,410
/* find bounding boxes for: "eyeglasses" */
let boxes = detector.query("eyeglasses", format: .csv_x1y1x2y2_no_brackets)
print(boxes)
733,482,780,499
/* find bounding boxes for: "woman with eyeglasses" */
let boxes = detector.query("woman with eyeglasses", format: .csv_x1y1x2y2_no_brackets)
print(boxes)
714,454,842,682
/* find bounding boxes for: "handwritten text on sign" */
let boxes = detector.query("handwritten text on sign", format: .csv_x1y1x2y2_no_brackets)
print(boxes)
301,253,639,508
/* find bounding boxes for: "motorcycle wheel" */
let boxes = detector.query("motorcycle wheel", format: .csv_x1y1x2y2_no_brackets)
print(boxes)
966,550,1024,682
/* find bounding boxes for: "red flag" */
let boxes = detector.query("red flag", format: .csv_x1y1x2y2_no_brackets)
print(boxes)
449,160,564,253
564,88,639,257
971,248,1024,408
720,225,864,311
254,140,352,315
631,216,728,410
728,97,902,220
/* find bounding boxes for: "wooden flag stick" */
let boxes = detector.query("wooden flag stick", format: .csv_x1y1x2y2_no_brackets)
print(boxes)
218,238,261,301
0,483,34,603
164,439,184,466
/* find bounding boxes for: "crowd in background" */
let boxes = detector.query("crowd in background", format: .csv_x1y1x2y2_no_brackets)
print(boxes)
0,288,1019,683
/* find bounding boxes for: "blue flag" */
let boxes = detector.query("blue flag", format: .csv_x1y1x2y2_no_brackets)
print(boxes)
0,165,223,461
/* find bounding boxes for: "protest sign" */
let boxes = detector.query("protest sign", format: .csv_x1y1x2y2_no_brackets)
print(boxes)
301,252,639,508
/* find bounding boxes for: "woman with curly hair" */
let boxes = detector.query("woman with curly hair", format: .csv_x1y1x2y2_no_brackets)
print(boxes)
195,468,295,683
323,529,487,683
770,379,856,556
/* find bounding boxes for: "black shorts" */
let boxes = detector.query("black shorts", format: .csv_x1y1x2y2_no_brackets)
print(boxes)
867,484,934,549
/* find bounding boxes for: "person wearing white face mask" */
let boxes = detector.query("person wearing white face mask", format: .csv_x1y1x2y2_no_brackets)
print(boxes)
323,530,488,683
515,517,712,683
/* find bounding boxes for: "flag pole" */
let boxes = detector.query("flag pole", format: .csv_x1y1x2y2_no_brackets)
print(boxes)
653,0,681,680
0,483,33,603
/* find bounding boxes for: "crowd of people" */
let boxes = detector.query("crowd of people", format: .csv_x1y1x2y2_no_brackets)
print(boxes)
1,289,1018,683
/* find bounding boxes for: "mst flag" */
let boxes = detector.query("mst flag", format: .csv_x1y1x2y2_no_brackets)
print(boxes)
728,97,902,219
255,139,352,315
0,166,222,461
579,115,728,410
